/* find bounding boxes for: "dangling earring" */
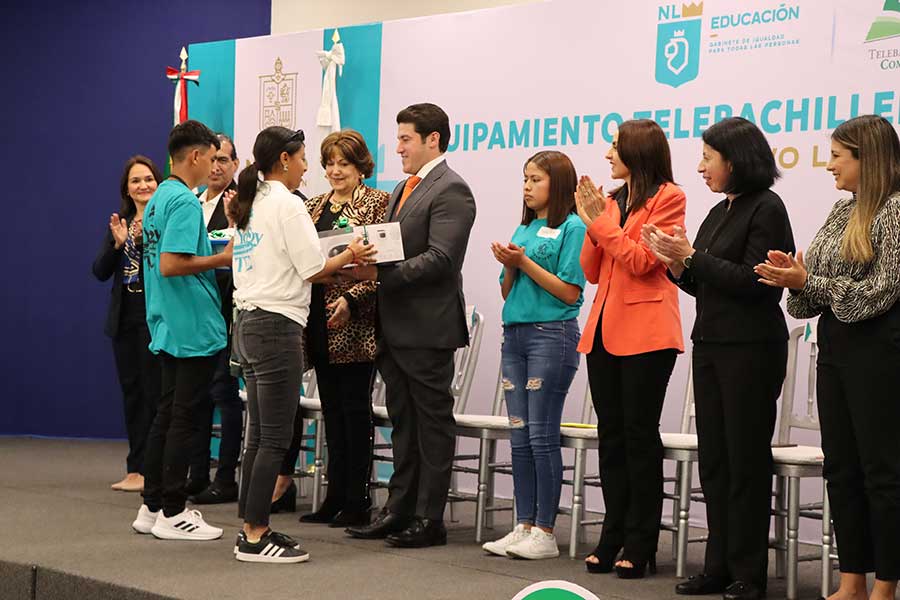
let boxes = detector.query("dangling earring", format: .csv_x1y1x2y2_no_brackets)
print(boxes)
283,163,289,172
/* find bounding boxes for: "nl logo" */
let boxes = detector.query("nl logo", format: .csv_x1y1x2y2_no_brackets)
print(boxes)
656,2,704,88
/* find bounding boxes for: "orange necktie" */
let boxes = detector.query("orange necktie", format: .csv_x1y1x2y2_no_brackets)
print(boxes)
394,176,422,215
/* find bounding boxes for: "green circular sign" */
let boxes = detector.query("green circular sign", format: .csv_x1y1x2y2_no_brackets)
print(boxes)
512,581,600,600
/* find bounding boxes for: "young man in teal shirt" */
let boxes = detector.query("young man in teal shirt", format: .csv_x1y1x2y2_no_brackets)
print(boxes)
131,120,233,541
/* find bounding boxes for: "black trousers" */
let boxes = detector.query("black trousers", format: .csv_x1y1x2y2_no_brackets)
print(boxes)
693,341,786,587
142,352,217,516
189,345,242,484
376,342,455,521
586,328,677,561
817,305,900,581
235,309,303,527
111,300,159,474
281,361,375,512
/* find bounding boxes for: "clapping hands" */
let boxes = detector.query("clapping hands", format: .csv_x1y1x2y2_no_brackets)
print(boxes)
575,176,605,226
491,242,526,269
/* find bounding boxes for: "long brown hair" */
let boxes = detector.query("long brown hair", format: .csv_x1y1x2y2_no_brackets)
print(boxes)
521,151,578,228
833,115,900,263
610,119,675,213
119,155,162,218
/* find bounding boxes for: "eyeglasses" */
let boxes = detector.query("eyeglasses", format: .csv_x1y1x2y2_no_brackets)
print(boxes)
213,156,234,165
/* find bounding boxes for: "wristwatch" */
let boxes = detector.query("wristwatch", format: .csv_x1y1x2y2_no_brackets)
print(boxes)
682,254,694,269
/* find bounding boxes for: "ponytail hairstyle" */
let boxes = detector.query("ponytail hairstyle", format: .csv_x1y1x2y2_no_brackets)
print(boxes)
233,126,305,229
832,115,900,263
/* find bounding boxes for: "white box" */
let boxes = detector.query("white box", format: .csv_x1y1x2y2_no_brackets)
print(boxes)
318,222,405,264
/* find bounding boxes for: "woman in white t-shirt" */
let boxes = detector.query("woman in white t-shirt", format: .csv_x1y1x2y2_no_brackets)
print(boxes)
228,126,375,564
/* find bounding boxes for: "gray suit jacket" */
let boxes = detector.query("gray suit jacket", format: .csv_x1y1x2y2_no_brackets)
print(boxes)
376,160,476,349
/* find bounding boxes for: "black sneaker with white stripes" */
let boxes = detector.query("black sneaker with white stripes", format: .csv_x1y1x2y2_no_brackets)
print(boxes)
234,530,301,555
235,530,309,564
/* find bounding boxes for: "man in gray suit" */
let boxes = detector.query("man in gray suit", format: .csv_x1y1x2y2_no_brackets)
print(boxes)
346,103,476,547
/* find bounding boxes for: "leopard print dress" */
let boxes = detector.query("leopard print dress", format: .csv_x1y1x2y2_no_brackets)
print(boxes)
304,184,389,364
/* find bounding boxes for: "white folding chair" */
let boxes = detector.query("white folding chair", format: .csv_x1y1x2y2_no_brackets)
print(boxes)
660,360,705,578
770,325,832,600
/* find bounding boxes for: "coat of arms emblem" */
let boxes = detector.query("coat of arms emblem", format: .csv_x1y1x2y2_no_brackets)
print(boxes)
259,57,298,129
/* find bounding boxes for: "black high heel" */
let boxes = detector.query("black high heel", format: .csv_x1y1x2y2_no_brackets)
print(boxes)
614,553,657,579
585,543,622,573
270,481,297,513
299,498,342,523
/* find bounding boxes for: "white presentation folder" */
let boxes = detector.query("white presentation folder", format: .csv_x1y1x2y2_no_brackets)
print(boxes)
318,222,405,264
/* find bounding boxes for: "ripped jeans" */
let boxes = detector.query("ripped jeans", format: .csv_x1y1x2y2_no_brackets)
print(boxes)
501,319,580,529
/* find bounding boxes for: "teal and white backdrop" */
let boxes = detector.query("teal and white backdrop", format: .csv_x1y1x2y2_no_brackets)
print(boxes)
188,0,900,526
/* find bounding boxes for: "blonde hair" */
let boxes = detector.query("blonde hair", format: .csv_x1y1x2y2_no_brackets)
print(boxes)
832,115,900,263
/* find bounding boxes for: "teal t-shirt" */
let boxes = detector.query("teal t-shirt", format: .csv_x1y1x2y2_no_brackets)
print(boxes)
142,179,226,357
500,213,587,325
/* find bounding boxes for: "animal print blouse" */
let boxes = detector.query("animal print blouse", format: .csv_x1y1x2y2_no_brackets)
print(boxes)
787,193,900,323
305,184,389,364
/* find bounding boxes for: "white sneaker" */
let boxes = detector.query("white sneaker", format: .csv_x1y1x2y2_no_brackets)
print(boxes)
132,504,159,534
505,527,560,560
482,524,531,556
150,509,223,541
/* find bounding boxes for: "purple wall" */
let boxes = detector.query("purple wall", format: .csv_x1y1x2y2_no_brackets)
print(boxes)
0,1,270,437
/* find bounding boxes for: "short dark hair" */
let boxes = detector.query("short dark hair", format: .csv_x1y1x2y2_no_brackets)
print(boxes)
396,103,451,153
702,117,779,194
522,151,578,229
119,155,163,218
320,129,375,179
167,119,220,162
216,133,238,160
613,119,675,213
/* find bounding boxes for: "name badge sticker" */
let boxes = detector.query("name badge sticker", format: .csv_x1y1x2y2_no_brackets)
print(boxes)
537,226,561,239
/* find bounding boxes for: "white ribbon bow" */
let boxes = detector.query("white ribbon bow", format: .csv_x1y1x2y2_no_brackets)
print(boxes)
316,42,345,131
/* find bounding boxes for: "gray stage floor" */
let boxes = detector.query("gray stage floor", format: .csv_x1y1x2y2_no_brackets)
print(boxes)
0,437,829,599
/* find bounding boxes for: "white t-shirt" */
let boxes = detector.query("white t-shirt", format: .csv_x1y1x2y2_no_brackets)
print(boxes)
232,180,326,326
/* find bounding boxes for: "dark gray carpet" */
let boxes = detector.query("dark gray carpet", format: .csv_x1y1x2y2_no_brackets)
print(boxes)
0,437,829,599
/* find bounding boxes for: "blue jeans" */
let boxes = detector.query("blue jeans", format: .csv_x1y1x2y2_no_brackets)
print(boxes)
501,319,580,529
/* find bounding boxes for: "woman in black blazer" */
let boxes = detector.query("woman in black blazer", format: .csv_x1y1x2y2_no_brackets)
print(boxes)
643,118,795,600
92,155,163,493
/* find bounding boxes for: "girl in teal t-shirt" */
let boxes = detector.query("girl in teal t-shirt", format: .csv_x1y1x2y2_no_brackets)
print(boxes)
483,151,586,560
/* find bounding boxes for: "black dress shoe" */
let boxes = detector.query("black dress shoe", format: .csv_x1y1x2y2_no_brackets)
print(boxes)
189,480,238,505
345,509,408,539
299,501,341,523
385,518,447,548
329,509,371,528
723,581,765,600
675,573,730,595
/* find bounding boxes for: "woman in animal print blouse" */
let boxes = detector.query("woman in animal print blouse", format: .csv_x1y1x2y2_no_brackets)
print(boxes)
756,115,900,600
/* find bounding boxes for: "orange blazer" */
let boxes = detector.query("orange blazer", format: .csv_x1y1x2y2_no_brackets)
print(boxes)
578,182,686,356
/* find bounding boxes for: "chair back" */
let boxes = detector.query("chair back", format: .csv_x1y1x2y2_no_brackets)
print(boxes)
303,369,318,399
776,325,820,444
679,359,696,435
452,309,484,413
580,385,595,425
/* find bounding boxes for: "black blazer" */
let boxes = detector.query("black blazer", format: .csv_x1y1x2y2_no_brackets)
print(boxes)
673,188,795,343
200,182,236,327
376,160,477,349
92,226,140,339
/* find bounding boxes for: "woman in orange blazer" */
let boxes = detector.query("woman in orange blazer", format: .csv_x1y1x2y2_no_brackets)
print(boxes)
576,119,685,579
